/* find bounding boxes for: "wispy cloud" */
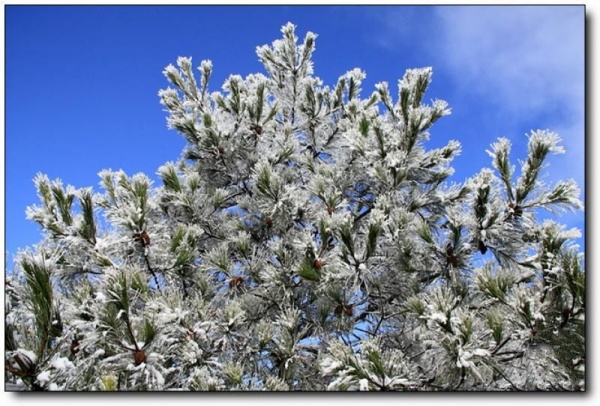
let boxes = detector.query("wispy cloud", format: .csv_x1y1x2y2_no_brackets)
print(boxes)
432,6,584,184
371,6,584,186
433,6,583,114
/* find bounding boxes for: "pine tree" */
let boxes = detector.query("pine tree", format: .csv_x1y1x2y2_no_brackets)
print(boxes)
5,23,584,391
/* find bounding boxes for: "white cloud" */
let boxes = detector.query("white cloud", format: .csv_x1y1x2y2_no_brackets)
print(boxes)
431,6,584,184
372,5,584,187
433,6,583,111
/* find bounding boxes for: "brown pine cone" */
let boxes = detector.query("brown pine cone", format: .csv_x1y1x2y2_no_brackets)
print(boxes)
140,231,150,246
134,350,146,366
229,276,244,289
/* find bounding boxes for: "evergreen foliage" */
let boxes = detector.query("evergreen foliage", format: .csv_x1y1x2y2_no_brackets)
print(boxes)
5,23,584,391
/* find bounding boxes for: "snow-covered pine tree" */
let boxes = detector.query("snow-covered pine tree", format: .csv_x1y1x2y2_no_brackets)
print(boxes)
5,23,584,391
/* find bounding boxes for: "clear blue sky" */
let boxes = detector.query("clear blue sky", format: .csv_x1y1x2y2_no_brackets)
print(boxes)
4,5,585,260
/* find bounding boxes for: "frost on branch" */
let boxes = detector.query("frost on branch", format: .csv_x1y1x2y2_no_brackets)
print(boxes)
6,23,584,391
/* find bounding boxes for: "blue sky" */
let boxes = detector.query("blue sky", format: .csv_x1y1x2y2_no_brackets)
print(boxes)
4,5,585,259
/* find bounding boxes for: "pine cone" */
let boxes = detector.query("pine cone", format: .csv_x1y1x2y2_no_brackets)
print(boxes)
313,259,324,269
508,202,523,217
335,304,353,317
229,276,244,289
134,350,146,366
447,255,458,267
132,231,151,246
141,231,150,246
70,339,80,356
334,305,342,316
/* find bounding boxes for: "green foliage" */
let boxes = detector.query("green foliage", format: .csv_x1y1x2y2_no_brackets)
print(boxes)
6,22,584,392
158,162,182,193
78,188,97,245
21,255,54,357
